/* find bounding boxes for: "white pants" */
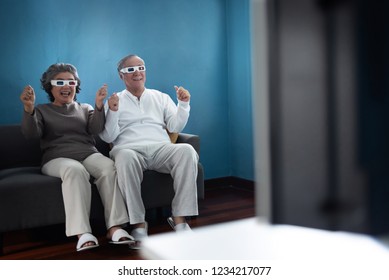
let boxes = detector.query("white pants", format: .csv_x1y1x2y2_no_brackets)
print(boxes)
111,143,199,224
42,153,129,237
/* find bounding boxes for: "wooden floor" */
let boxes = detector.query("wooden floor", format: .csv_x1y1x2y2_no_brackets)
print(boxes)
0,184,254,260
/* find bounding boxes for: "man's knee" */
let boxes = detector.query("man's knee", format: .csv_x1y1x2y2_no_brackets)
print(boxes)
113,149,137,163
177,144,199,161
112,149,143,172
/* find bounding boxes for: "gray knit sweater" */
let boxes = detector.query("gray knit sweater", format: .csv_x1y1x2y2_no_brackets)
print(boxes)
21,102,105,166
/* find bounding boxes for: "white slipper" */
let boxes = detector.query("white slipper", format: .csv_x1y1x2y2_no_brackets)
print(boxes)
76,233,99,252
167,217,176,229
109,228,135,245
129,222,148,250
167,217,192,232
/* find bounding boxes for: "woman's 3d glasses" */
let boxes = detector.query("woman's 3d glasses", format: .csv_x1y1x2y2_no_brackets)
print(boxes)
119,65,146,74
50,80,78,86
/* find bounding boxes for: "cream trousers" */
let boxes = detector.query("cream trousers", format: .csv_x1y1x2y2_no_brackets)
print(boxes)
110,143,199,224
42,153,129,237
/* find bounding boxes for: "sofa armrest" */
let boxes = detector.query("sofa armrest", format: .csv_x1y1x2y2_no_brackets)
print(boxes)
176,133,200,154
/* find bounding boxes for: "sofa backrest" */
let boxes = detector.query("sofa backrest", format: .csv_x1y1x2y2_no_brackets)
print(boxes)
0,124,111,170
0,124,42,169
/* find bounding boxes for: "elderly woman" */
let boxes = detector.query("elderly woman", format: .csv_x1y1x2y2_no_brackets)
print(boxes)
20,63,133,251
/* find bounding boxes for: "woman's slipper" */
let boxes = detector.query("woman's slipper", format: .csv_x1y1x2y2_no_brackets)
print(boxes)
76,233,99,252
109,228,135,245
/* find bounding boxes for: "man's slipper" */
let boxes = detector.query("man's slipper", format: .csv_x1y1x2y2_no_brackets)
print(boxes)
167,217,176,230
129,222,148,250
167,217,192,232
76,233,99,252
109,228,135,245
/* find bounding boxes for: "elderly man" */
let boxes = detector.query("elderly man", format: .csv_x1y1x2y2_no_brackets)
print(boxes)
100,54,199,248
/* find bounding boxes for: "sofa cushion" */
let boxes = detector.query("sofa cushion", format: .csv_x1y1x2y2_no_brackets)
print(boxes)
0,167,65,232
0,166,105,233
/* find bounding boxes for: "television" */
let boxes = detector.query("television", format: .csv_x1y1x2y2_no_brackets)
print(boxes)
251,0,389,236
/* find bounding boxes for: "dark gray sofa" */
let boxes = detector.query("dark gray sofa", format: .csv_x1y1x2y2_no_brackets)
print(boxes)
0,124,204,253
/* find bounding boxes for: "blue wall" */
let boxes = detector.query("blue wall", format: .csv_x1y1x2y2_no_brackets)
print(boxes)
226,0,253,180
0,0,253,181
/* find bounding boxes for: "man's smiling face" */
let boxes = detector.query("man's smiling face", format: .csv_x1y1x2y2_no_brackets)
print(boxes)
120,56,146,97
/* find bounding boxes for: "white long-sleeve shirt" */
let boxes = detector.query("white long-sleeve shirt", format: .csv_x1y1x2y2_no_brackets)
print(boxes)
99,88,190,151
